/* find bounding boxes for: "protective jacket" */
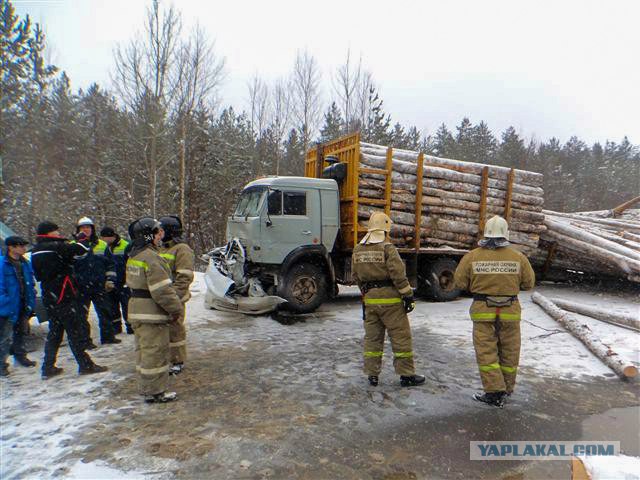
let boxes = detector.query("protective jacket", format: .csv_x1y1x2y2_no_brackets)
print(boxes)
31,235,89,305
73,239,116,296
109,236,129,288
454,246,535,321
352,241,413,304
159,240,194,303
0,255,36,324
126,245,183,325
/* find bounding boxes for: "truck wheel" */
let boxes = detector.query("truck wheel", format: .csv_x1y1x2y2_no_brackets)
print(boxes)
280,263,327,313
419,258,461,302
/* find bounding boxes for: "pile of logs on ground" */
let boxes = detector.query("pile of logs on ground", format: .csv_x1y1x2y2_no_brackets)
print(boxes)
532,293,638,381
356,142,546,254
532,198,640,283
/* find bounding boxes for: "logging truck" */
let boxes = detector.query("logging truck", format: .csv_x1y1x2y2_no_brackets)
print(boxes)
205,133,545,314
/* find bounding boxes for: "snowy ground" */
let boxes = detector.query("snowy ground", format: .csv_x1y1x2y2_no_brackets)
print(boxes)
1,274,638,479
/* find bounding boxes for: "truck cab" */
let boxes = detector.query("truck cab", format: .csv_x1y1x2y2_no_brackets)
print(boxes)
226,176,340,312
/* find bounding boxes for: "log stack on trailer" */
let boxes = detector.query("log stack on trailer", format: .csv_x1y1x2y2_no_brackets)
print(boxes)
533,197,640,283
354,142,546,254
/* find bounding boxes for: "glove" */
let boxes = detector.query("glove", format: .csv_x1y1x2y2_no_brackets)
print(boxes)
403,295,416,314
104,281,116,292
74,232,89,242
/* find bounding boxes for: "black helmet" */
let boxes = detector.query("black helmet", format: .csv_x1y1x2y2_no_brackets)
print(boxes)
128,217,162,245
159,215,182,242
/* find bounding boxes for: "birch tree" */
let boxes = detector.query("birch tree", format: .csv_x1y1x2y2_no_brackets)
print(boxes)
112,0,181,217
290,49,322,156
173,25,225,221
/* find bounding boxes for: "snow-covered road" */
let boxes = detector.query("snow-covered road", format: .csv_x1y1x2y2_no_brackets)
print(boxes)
1,275,638,479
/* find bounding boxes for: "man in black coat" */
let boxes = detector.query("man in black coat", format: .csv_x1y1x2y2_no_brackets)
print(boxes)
30,221,108,379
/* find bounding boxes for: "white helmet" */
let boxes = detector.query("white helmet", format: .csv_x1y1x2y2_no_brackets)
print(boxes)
361,212,392,244
77,216,94,227
483,216,509,240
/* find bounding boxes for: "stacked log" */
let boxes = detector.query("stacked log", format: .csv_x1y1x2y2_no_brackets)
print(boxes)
532,208,640,283
532,293,638,380
355,142,546,253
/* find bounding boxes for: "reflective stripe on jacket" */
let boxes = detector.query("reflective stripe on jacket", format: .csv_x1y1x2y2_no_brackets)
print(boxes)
126,246,182,324
159,240,194,303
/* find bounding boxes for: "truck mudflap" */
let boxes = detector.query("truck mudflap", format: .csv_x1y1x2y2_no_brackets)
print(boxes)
203,238,286,315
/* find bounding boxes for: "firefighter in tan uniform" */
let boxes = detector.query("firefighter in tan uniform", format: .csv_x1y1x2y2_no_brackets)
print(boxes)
158,216,194,375
126,218,184,404
351,212,426,388
454,216,535,408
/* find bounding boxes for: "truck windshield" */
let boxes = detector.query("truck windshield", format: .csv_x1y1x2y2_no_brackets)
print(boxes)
233,187,266,218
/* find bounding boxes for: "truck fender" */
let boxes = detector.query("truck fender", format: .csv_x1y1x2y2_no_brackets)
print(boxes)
280,245,335,293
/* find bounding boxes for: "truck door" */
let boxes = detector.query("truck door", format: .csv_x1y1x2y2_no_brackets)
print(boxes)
261,188,321,264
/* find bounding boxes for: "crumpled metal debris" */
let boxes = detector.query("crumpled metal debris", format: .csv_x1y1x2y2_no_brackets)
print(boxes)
204,238,286,315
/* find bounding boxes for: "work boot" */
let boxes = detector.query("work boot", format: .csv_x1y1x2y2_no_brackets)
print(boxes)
0,363,9,377
85,341,98,351
473,391,506,408
101,338,122,345
400,375,426,387
42,366,64,380
78,364,109,375
144,391,178,404
126,326,134,335
169,363,183,376
14,354,37,367
368,375,379,387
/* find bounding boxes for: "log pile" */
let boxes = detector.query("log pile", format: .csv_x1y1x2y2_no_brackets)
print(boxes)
356,142,546,253
532,207,640,283
532,293,638,380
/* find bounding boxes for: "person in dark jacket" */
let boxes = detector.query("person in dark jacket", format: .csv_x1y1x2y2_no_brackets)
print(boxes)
100,227,132,335
30,221,108,379
0,236,37,375
73,217,120,345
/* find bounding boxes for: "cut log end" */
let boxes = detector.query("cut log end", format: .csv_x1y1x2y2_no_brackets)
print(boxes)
623,365,638,378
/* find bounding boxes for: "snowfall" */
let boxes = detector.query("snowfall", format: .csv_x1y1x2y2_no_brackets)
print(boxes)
1,274,638,479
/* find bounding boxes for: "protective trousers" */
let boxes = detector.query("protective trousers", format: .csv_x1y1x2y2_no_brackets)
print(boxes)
473,319,520,393
169,304,186,364
42,300,93,371
133,322,170,396
363,303,415,376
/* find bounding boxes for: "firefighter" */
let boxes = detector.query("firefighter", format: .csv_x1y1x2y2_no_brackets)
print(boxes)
74,217,120,346
453,215,535,408
158,216,194,376
351,211,425,388
126,218,183,403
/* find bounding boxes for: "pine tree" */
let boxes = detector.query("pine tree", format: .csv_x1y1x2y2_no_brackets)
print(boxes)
362,86,391,144
282,128,304,176
453,117,474,161
498,126,527,169
404,126,422,151
471,121,497,164
390,122,406,148
0,0,33,114
319,102,344,142
432,123,455,157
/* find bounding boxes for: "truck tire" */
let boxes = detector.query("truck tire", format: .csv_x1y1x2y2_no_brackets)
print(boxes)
280,263,327,313
419,258,461,302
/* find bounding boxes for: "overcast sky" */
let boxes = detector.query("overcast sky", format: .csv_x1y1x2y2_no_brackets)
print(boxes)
14,0,640,145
